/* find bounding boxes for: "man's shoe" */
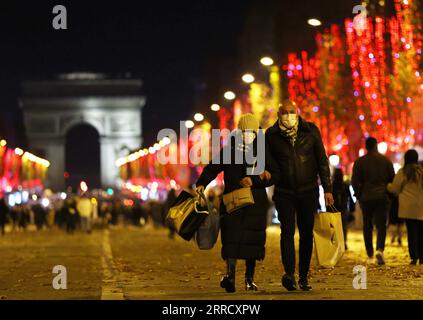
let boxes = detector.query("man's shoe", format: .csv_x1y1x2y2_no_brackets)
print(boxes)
220,276,236,293
299,278,312,291
245,278,258,291
410,259,418,265
375,250,385,265
281,274,297,291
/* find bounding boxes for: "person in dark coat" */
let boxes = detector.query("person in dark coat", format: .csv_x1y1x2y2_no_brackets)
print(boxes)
352,137,395,266
332,168,355,250
196,113,280,293
266,100,334,291
0,197,9,235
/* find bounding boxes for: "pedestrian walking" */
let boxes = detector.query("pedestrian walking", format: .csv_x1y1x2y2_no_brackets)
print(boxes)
389,195,404,246
196,113,280,293
266,99,334,291
332,168,355,250
76,194,93,233
0,197,9,235
163,189,178,238
387,149,423,265
352,137,395,265
64,197,78,234
32,202,47,231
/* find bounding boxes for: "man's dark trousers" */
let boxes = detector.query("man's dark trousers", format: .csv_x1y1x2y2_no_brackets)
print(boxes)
274,189,319,280
361,199,390,257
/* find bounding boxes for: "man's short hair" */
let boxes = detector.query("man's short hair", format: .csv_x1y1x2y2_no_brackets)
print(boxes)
365,137,378,151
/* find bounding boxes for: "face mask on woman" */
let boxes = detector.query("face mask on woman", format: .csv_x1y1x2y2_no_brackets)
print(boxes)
242,131,256,145
280,113,298,129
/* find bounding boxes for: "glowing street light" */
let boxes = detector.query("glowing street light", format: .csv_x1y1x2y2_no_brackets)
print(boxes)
185,120,195,128
260,56,274,66
154,143,161,151
329,154,341,167
194,113,204,122
242,73,255,84
224,91,236,100
378,142,388,155
210,104,221,112
14,148,24,156
80,181,88,193
308,18,322,27
0,139,6,147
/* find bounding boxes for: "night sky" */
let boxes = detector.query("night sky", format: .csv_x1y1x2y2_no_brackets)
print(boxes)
0,0,371,150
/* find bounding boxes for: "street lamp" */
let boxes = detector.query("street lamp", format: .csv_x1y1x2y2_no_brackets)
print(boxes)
260,56,274,66
194,113,204,122
307,18,322,27
242,73,255,84
185,120,195,128
224,91,236,100
210,104,221,112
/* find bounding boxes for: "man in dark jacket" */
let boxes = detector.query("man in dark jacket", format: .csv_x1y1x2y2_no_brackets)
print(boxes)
266,99,333,291
352,137,395,265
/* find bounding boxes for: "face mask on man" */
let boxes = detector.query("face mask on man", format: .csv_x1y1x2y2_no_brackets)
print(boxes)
280,113,298,129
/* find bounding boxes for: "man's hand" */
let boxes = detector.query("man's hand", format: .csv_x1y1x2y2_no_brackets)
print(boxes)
259,170,271,181
324,193,334,206
240,177,253,187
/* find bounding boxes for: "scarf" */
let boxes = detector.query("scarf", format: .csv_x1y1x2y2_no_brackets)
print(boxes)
279,119,298,146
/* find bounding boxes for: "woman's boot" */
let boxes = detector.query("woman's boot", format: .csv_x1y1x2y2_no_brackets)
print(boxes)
220,258,236,293
245,259,258,291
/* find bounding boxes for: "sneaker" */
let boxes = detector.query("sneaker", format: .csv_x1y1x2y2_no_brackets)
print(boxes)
281,274,297,291
375,250,385,265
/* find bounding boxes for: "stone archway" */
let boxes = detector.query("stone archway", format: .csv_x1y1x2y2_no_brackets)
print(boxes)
20,73,146,191
65,123,101,190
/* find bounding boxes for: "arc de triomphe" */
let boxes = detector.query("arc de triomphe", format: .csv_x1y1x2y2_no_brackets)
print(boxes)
20,73,145,191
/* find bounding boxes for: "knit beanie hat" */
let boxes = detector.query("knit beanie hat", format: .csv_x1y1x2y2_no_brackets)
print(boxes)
237,113,259,132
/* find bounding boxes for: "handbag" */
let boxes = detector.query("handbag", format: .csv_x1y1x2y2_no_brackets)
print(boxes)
313,205,345,268
195,201,220,250
222,187,255,214
166,190,209,241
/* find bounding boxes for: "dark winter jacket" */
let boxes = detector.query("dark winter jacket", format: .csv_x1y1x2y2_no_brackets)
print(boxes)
196,133,280,260
352,151,395,202
266,117,332,197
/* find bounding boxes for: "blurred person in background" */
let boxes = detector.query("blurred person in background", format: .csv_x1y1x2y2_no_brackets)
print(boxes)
64,196,78,234
133,199,147,227
111,200,121,226
32,202,47,231
389,194,404,246
332,168,355,250
77,194,93,234
0,197,9,235
387,149,423,265
352,137,395,266
163,188,177,238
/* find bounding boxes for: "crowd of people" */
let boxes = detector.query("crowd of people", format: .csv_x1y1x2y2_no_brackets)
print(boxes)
0,191,182,235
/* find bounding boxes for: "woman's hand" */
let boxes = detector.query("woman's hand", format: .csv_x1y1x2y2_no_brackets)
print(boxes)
259,170,271,181
195,185,205,196
240,177,253,187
